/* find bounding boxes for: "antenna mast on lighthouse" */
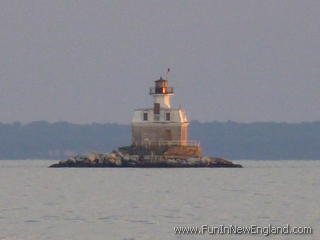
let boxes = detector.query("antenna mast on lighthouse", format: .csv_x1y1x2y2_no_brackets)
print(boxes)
166,68,170,80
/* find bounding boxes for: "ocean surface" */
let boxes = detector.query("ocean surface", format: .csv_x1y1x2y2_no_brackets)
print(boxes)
0,160,319,240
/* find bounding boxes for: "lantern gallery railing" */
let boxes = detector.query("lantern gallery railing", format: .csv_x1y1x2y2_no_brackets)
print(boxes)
149,87,174,95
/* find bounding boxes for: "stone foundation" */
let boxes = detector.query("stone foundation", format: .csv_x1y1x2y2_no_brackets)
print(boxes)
118,145,201,158
131,123,188,146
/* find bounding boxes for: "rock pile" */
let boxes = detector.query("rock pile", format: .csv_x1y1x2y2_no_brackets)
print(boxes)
49,150,242,168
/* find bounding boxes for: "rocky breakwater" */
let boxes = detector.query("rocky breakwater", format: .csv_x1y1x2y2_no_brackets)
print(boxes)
49,150,242,168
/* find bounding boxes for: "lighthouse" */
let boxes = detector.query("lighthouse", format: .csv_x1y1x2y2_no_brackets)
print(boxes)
131,76,197,149
50,74,243,167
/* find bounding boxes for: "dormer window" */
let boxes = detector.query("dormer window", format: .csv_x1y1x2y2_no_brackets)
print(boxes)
143,112,148,121
166,112,171,121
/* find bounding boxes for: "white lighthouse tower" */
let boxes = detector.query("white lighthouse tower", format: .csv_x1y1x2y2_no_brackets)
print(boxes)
152,76,173,109
131,76,198,151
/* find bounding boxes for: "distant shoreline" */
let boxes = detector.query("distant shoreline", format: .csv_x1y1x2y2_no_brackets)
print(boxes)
1,121,320,160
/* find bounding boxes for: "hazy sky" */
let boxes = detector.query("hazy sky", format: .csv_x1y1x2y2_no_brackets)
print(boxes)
0,0,319,123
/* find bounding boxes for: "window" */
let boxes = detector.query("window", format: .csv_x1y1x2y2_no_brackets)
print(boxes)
166,112,171,121
143,112,148,121
154,103,160,114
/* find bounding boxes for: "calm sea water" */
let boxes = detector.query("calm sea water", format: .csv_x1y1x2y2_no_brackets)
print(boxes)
0,160,319,240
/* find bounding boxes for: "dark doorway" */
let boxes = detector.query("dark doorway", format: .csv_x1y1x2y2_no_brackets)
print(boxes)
165,129,172,141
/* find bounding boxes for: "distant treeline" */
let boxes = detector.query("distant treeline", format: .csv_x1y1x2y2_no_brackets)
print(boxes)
0,121,320,160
